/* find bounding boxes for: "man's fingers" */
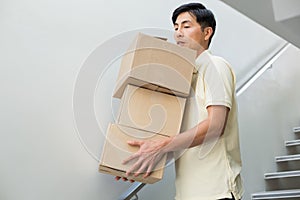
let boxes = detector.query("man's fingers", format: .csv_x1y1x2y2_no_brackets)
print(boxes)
126,159,143,176
116,176,135,183
122,153,140,164
127,140,144,146
144,162,155,178
123,141,144,164
134,162,148,177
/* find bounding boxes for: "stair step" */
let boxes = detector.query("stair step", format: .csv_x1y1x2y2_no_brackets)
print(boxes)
294,127,300,133
276,154,300,162
285,139,300,147
265,170,300,179
252,189,300,199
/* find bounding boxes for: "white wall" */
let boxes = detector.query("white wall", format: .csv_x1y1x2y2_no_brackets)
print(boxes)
0,0,290,199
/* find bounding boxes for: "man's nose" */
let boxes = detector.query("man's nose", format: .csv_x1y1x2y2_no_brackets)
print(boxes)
175,29,184,38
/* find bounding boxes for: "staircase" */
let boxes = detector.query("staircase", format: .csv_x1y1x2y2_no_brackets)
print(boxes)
252,127,300,199
220,0,300,49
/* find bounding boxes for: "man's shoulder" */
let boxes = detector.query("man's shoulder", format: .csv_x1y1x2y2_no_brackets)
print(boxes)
196,51,234,75
210,54,230,67
208,54,235,80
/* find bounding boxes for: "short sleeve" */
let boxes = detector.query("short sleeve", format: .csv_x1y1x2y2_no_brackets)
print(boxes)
203,57,235,109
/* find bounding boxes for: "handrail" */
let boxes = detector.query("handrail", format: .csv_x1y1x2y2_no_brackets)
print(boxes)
118,182,146,200
236,42,290,96
118,42,290,200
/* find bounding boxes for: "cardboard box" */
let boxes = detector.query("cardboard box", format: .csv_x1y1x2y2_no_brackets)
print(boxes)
117,85,186,137
99,123,168,184
113,33,196,98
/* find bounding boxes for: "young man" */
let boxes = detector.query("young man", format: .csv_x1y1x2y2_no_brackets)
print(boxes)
118,3,243,200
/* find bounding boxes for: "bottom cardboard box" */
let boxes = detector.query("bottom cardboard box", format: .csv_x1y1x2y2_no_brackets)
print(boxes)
99,123,168,184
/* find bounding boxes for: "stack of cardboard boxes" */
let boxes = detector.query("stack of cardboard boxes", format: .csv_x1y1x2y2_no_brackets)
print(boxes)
99,33,196,183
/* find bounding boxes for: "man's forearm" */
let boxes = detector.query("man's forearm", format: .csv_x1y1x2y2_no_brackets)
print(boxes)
162,106,229,153
162,119,210,153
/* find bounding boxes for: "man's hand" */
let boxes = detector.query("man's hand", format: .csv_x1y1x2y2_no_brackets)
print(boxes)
115,176,135,183
123,138,170,178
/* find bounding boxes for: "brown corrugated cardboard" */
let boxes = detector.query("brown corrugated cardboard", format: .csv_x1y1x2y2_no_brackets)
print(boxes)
113,32,196,98
99,123,168,184
117,85,186,137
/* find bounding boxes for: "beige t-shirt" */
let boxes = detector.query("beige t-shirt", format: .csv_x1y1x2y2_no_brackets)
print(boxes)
175,51,243,200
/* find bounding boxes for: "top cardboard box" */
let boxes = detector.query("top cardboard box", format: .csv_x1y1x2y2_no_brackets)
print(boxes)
113,33,196,98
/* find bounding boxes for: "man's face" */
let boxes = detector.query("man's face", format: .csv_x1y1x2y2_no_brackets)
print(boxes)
174,12,207,53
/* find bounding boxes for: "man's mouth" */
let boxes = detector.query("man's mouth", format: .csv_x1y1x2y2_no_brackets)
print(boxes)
177,41,186,46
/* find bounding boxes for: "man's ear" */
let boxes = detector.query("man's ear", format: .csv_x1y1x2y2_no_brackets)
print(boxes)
204,27,213,41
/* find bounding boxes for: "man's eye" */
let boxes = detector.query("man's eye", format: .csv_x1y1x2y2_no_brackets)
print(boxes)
184,26,190,28
174,28,178,31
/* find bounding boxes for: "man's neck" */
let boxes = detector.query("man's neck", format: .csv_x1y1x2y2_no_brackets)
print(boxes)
196,48,207,57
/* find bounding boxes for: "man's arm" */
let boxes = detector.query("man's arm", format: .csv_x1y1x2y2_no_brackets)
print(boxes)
123,105,229,178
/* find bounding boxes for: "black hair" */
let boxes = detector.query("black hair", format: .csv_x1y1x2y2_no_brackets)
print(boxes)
172,3,216,47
